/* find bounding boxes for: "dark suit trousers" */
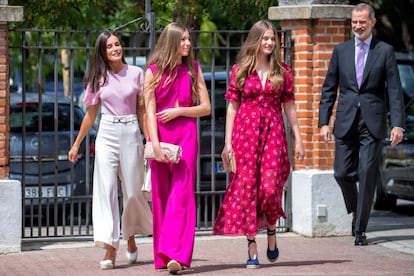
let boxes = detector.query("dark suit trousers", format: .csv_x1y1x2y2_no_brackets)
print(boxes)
333,109,383,233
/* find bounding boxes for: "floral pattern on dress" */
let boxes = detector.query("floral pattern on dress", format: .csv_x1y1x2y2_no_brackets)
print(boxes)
213,63,294,237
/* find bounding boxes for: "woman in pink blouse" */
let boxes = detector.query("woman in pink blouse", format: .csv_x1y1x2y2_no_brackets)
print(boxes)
144,22,211,274
68,31,152,270
213,20,305,269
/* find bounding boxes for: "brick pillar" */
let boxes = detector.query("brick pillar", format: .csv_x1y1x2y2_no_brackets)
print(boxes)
0,2,24,253
269,3,353,171
0,3,23,179
0,24,10,178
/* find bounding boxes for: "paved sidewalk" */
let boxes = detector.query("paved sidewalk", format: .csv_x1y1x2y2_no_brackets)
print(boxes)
1,231,414,276
1,204,413,275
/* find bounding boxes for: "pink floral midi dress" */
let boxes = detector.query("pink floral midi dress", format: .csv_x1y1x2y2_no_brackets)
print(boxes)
213,63,294,237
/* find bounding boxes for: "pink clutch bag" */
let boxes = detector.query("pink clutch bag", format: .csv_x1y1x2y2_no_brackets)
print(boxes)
144,142,182,163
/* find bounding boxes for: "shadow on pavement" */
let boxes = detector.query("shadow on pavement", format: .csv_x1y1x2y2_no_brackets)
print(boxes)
185,259,351,274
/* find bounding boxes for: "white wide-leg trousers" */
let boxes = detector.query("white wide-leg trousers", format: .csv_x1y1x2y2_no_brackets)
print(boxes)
93,114,152,250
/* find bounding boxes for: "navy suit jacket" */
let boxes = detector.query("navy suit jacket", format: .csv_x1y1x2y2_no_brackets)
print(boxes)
319,38,405,139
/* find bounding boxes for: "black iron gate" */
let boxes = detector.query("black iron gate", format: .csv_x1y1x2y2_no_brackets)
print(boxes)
8,23,292,239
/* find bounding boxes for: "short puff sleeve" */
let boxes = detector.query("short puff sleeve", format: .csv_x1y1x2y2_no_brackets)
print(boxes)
280,64,294,104
83,84,100,107
224,64,241,102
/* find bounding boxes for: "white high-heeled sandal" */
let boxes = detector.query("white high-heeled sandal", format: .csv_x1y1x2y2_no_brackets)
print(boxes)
126,249,138,264
100,245,116,269
100,257,115,270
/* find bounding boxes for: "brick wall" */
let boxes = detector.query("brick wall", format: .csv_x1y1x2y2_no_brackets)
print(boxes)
0,23,9,178
281,19,350,171
0,23,10,179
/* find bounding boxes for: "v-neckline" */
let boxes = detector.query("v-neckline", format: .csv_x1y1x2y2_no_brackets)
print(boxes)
257,70,267,90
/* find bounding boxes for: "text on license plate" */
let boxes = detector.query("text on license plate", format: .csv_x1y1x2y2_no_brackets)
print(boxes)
215,161,225,173
25,186,67,198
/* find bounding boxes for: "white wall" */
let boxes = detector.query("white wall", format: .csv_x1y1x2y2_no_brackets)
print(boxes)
0,180,21,253
292,170,352,237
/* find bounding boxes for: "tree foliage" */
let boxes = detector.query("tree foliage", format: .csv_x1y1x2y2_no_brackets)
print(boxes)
8,0,414,55
8,0,277,89
9,0,278,31
8,0,145,30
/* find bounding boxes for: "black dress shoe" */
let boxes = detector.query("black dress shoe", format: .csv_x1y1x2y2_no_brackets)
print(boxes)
354,233,368,246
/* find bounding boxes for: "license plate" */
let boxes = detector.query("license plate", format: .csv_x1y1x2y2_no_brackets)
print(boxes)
215,161,225,173
25,186,67,198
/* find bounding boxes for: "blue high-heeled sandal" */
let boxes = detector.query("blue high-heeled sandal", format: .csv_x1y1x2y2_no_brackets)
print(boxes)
267,228,279,263
246,238,260,269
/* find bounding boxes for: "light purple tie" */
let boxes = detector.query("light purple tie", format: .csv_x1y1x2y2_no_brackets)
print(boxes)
356,42,365,88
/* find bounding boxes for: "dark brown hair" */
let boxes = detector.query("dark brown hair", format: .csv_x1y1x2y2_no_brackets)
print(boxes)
84,31,126,93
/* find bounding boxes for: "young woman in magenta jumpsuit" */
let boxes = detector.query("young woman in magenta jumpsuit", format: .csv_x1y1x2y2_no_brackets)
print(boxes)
144,22,211,274
68,31,152,269
213,20,305,269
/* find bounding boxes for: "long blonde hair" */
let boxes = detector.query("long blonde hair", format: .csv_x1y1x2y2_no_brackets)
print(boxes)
145,22,198,102
235,20,285,90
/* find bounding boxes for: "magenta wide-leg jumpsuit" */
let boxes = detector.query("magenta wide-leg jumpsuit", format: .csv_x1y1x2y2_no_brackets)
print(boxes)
148,63,198,269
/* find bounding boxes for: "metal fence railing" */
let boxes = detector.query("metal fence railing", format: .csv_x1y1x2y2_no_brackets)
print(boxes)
8,25,292,240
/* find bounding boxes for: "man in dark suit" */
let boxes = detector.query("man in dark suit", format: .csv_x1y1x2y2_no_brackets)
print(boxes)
318,3,405,246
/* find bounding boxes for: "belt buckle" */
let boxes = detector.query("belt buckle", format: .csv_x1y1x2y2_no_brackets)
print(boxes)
112,116,134,124
113,117,124,124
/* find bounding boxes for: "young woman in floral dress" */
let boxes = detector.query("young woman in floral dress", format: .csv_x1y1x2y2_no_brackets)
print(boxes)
213,20,305,269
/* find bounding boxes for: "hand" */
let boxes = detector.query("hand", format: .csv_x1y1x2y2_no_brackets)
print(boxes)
154,146,169,163
68,145,80,163
320,125,332,143
295,141,305,162
221,144,233,164
156,108,179,123
389,127,404,147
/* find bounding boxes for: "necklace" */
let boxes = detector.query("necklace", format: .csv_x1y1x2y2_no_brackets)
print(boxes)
257,69,268,81
257,67,268,89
